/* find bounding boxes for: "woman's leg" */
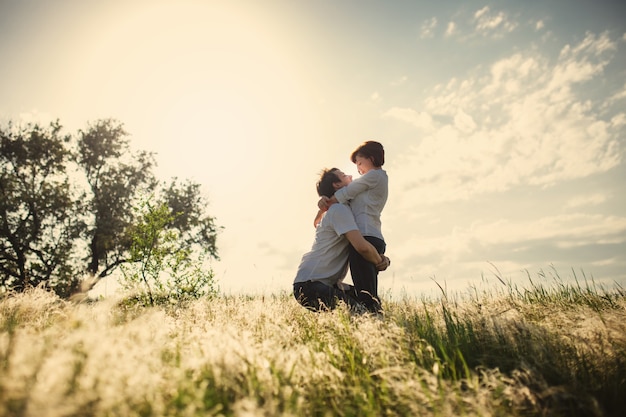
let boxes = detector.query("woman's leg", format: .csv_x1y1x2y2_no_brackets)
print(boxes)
349,236,386,313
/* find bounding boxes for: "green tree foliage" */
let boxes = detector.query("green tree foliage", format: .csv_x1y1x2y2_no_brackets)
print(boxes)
0,121,83,296
161,178,220,259
0,119,221,297
120,196,217,306
76,119,158,278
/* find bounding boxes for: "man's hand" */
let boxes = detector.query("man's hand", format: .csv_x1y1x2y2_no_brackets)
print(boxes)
376,255,391,271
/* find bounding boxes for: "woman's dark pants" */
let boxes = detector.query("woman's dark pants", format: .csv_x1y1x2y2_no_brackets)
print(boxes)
349,236,386,313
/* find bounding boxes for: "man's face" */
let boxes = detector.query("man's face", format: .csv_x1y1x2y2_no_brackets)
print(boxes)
334,170,353,188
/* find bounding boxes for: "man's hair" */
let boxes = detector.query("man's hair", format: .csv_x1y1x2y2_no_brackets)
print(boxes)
350,141,385,167
316,168,340,197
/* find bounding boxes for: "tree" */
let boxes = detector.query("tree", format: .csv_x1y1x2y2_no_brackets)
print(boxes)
0,118,222,297
76,120,221,282
161,178,220,258
75,119,159,279
0,121,83,295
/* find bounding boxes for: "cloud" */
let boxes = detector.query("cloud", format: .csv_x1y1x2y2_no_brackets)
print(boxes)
609,83,626,102
386,211,626,287
445,21,456,37
384,31,623,203
535,20,545,31
424,7,520,42
565,193,608,209
390,75,408,87
382,107,434,131
472,6,517,38
420,17,438,39
453,109,476,133
468,214,626,247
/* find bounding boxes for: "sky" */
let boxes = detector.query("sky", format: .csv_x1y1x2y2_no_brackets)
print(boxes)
1,0,625,298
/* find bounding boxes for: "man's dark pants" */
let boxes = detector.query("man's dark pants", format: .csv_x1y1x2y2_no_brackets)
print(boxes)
293,280,361,311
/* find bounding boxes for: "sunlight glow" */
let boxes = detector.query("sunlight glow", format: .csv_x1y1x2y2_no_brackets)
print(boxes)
65,1,309,178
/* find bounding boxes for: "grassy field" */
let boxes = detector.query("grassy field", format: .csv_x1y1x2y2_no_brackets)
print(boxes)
0,275,624,417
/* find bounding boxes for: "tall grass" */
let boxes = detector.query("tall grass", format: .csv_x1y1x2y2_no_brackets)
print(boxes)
0,274,624,417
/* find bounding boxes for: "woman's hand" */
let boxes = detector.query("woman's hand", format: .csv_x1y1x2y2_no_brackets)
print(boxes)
317,196,331,211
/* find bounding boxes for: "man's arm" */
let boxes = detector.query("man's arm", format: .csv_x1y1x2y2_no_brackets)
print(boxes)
313,209,324,227
344,230,390,271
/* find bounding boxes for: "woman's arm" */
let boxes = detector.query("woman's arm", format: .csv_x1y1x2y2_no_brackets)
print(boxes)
317,195,338,211
334,171,379,204
317,171,380,210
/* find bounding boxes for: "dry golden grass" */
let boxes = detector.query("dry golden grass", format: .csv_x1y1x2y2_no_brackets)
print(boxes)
0,280,624,417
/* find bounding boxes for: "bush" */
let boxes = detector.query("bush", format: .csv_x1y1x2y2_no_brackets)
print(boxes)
120,196,217,306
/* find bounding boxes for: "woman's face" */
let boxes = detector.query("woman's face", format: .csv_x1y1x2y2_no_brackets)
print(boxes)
354,155,374,175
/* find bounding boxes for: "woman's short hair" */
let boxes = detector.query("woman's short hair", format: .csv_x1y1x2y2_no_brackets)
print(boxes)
350,141,384,167
316,168,340,197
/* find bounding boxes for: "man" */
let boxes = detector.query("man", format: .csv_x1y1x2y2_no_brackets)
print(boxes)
293,168,390,312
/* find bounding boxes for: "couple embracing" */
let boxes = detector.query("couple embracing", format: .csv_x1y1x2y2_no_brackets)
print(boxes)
293,141,389,314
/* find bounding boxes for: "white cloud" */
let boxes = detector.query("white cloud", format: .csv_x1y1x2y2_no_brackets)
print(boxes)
591,257,621,267
420,17,438,39
474,6,489,20
472,6,517,38
445,21,456,37
396,213,626,266
490,53,538,84
382,107,434,131
453,109,476,133
385,211,626,292
560,30,615,58
468,214,626,247
385,32,623,203
535,20,545,31
390,76,408,86
609,83,626,102
395,229,471,266
611,113,626,127
565,193,608,209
